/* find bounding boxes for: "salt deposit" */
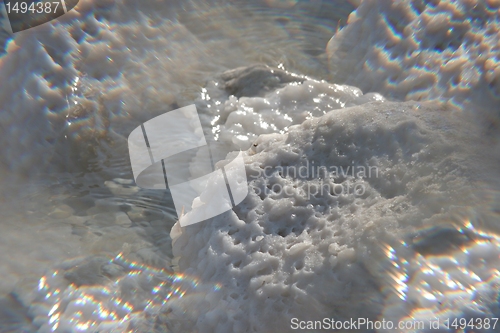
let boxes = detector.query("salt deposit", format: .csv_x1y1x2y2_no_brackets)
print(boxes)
327,0,500,123
15,73,500,333
169,98,500,332
27,86,500,332
1,0,500,332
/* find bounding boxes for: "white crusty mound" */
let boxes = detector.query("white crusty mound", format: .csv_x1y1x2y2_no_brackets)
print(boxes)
198,71,385,162
170,100,500,332
209,78,385,151
327,0,500,120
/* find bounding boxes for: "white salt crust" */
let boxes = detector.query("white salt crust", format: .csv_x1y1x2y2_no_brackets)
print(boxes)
327,0,500,122
169,99,500,333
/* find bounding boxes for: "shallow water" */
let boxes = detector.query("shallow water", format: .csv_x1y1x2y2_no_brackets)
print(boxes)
1,0,500,332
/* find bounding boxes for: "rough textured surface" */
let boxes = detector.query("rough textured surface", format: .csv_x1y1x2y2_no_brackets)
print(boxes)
170,99,500,332
327,0,500,123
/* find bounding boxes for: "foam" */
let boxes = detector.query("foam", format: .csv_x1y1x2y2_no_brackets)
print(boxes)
327,0,500,122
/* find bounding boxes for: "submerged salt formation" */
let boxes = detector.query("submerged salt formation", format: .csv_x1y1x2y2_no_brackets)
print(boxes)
0,0,333,179
169,96,500,332
327,0,500,122
381,225,500,332
29,251,226,333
